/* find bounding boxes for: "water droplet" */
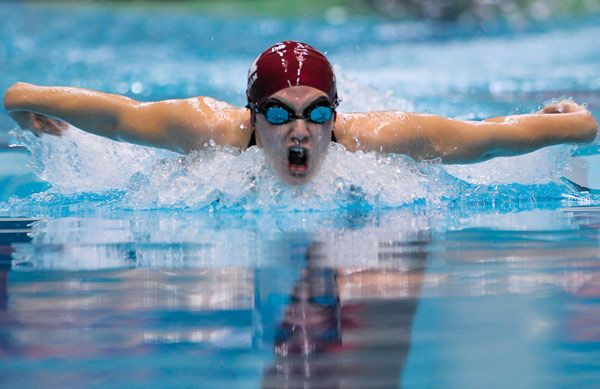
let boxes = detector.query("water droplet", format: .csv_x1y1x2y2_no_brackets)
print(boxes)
131,82,143,94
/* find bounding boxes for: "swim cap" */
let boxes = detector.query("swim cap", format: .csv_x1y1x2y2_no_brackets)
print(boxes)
247,41,337,105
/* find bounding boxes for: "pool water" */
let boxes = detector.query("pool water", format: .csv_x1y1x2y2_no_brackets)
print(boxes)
1,2,600,388
1,208,599,388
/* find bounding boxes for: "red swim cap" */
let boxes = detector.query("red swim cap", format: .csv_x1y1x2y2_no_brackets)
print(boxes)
247,41,337,105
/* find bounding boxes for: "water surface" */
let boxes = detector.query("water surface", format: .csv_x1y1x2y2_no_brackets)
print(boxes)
0,3,599,388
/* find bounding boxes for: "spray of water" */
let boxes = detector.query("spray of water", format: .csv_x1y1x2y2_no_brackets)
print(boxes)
4,113,580,213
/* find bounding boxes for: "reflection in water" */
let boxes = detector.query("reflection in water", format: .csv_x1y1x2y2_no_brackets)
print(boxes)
1,218,34,358
0,208,598,387
262,233,427,388
266,253,344,387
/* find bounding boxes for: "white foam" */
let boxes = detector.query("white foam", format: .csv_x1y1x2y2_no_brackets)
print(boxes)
444,144,575,185
118,141,445,211
11,126,175,193
8,119,576,212
7,67,585,212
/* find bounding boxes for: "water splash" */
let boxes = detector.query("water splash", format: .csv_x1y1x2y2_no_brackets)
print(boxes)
445,144,575,185
11,126,173,193
3,115,588,213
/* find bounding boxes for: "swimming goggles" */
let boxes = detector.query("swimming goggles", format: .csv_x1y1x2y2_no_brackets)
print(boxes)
246,98,337,125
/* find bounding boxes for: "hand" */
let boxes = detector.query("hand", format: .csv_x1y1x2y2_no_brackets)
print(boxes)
9,111,68,136
539,100,588,114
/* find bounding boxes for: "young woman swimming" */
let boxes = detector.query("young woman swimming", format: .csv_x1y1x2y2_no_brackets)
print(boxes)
3,41,598,185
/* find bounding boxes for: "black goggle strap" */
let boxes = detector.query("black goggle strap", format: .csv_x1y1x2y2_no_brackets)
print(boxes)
245,101,261,113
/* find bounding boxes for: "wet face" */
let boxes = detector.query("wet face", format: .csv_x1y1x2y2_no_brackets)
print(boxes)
252,86,334,185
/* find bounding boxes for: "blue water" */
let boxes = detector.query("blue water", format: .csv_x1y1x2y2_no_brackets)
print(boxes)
1,2,600,388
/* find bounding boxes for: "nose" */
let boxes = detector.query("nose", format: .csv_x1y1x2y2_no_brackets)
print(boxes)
290,119,310,143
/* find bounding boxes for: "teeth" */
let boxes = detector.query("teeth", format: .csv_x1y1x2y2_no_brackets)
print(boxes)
289,146,308,166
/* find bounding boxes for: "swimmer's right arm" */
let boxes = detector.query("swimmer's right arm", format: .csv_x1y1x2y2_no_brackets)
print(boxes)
3,82,252,153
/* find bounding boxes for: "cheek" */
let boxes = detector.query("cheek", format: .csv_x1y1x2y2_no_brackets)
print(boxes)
313,125,333,150
256,127,285,163
258,130,280,149
255,122,274,146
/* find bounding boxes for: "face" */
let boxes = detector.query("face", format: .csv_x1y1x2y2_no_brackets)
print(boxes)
252,86,335,185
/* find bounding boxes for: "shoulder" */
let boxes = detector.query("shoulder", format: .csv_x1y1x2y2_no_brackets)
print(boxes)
190,97,253,150
333,111,414,151
155,96,253,152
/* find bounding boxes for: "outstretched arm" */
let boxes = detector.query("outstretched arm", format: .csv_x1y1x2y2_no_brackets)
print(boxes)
334,100,598,163
3,82,251,153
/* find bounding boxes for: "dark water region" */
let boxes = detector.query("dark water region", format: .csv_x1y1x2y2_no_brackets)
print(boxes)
0,206,599,387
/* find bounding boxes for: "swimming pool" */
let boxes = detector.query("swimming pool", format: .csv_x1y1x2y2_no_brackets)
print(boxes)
1,2,599,388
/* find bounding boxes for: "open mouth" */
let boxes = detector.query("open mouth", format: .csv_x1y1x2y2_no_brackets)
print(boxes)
288,146,309,175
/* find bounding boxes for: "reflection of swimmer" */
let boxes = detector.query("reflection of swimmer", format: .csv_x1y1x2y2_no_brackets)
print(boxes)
262,237,427,388
4,41,598,185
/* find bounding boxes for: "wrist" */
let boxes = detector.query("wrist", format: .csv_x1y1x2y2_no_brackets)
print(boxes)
4,82,33,112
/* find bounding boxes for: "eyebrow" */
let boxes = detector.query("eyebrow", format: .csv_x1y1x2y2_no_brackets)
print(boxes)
264,96,331,112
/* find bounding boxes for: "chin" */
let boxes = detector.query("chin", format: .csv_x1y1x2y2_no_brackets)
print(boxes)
280,171,313,186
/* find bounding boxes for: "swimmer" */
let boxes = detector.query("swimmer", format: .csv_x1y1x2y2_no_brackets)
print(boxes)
3,41,598,185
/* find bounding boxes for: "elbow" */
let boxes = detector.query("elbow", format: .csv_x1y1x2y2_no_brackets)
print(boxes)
112,101,178,152
110,101,141,142
438,121,509,163
423,129,467,162
432,134,496,164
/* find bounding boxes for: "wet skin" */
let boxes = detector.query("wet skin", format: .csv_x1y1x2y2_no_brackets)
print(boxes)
4,82,598,185
252,86,333,186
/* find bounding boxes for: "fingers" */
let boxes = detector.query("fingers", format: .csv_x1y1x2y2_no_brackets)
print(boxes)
9,110,67,136
31,114,44,136
541,105,562,114
541,100,587,114
35,115,66,136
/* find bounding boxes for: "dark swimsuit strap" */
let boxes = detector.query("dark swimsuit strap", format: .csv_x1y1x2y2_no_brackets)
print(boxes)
247,131,337,147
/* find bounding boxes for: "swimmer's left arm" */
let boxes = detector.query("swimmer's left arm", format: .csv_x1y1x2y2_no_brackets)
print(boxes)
335,100,598,163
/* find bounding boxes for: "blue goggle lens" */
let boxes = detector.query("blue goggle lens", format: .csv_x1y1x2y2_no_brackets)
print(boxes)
263,105,333,125
309,106,333,123
265,106,290,124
